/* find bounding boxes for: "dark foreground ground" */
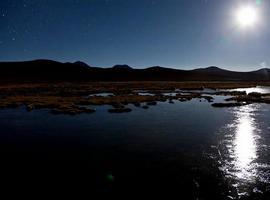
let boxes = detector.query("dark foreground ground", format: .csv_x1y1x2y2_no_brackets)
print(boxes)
0,81,270,199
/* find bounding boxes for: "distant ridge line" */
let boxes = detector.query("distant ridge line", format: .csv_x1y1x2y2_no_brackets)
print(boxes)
0,59,269,82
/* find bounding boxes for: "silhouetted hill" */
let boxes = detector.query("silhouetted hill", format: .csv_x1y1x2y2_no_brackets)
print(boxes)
192,66,227,73
74,61,90,68
112,64,132,70
0,60,92,82
0,59,269,83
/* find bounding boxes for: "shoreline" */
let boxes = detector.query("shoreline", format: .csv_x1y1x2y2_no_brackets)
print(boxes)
0,81,269,115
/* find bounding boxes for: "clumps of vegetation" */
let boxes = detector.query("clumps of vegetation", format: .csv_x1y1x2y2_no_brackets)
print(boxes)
202,96,214,102
142,105,149,109
0,94,162,115
146,101,157,106
211,102,248,108
0,95,95,115
51,106,96,115
169,99,174,104
175,93,214,102
248,92,263,98
0,82,269,114
133,102,141,107
179,98,188,102
210,91,270,107
225,92,270,104
0,81,261,97
212,91,247,96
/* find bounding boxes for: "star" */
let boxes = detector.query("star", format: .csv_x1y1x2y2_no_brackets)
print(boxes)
12,38,16,41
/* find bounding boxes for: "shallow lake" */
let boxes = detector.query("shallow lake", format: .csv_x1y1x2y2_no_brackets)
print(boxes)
0,95,269,199
227,86,270,94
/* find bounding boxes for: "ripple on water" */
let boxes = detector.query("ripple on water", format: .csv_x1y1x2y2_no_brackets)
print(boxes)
217,104,270,198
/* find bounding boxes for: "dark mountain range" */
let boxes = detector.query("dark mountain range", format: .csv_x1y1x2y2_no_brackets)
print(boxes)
112,64,132,70
74,61,91,68
0,59,270,83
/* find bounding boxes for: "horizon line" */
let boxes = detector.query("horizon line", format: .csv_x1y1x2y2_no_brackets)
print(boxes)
0,58,268,73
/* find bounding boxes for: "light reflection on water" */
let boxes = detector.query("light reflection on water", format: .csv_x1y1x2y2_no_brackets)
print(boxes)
228,86,270,94
219,104,267,197
233,105,258,181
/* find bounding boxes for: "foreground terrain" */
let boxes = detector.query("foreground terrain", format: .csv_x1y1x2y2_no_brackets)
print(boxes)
1,81,270,199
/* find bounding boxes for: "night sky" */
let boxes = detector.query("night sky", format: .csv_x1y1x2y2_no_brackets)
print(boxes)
0,0,269,70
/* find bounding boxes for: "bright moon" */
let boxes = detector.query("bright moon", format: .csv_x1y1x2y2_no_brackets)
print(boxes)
235,5,259,28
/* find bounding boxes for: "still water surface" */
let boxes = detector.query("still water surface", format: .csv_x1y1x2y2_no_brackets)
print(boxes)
0,91,269,199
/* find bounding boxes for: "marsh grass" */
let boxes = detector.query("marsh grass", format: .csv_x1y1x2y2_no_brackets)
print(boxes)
0,81,269,114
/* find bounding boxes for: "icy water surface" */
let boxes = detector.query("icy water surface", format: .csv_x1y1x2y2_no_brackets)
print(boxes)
0,97,269,199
